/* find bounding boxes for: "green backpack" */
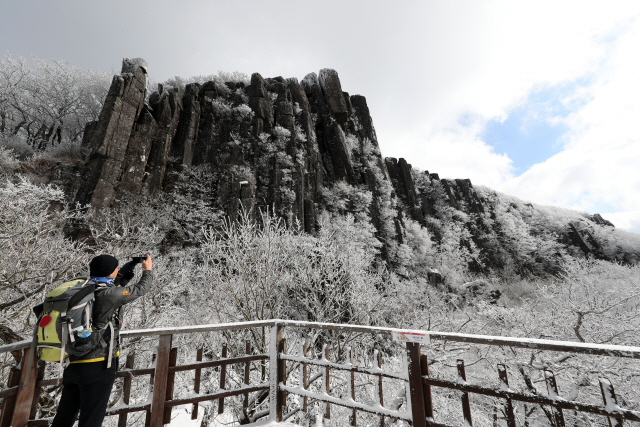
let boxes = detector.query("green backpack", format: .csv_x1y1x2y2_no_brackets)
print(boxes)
25,277,115,384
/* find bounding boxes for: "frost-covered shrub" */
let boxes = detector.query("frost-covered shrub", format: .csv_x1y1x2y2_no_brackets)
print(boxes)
0,54,111,149
235,87,249,104
361,137,380,157
426,217,481,285
344,133,359,156
0,145,19,174
395,218,437,276
589,225,640,264
321,181,373,222
0,134,34,159
233,103,253,119
293,122,307,143
273,125,291,139
215,81,232,96
0,177,89,341
211,98,233,115
162,70,249,90
32,140,88,162
191,210,387,330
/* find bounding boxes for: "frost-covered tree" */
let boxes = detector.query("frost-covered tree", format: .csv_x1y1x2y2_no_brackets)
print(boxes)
0,54,111,150
0,178,89,347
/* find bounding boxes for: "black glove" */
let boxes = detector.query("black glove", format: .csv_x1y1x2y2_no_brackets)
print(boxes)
115,260,137,286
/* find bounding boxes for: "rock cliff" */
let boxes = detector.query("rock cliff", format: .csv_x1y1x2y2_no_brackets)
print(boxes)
73,58,633,272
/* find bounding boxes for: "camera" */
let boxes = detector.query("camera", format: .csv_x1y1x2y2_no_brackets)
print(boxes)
131,255,148,264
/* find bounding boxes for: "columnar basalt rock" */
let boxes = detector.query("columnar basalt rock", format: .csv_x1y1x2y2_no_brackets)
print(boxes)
248,73,274,136
80,120,99,150
172,83,201,165
385,158,423,222
350,95,378,146
440,178,485,214
303,72,354,184
144,88,182,195
76,58,148,209
192,82,219,167
116,106,157,199
591,213,615,228
219,174,256,224
318,69,349,124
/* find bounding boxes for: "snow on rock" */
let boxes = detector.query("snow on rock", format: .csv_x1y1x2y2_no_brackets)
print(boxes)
122,57,148,74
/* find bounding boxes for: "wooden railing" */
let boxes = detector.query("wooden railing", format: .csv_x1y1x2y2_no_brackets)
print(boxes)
1,320,640,426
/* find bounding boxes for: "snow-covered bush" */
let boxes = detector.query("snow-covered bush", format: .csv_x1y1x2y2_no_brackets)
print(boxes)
194,210,385,327
321,181,372,218
0,54,111,149
162,70,249,90
32,140,88,162
0,145,19,174
233,103,253,119
0,177,88,345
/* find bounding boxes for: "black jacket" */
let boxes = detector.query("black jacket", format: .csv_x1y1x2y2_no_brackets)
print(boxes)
69,269,153,362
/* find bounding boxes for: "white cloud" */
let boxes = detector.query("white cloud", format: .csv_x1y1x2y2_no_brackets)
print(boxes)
602,211,640,233
376,2,640,233
499,19,640,232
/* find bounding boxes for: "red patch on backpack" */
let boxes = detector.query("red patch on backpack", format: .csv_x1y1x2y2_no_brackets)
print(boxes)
39,315,52,327
122,291,130,295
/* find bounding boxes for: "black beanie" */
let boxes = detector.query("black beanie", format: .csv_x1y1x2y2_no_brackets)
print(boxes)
89,255,119,277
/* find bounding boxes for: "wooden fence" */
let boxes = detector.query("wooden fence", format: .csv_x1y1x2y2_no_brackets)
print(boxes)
1,320,640,426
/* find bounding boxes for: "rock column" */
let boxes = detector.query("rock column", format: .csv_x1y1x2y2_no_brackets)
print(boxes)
76,58,148,209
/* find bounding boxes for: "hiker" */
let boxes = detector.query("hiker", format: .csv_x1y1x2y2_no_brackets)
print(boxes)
51,254,153,427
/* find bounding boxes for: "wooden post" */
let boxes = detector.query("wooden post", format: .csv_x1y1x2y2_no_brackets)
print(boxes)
145,353,157,427
149,334,172,427
28,363,45,420
282,340,288,404
376,350,385,427
243,340,251,409
271,324,284,422
0,367,21,427
218,343,228,414
349,347,356,426
118,354,136,427
457,360,472,427
11,348,38,427
192,348,203,420
406,342,427,427
544,370,565,427
163,347,178,424
599,378,623,427
324,345,331,420
302,342,308,413
420,353,434,421
497,364,515,427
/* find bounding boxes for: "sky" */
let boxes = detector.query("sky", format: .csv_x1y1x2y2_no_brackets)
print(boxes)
2,0,639,233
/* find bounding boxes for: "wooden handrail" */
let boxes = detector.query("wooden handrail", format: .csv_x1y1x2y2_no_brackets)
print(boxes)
3,320,640,427
422,376,640,421
4,319,640,358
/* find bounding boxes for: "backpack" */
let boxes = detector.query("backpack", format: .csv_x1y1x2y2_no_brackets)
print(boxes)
24,277,116,384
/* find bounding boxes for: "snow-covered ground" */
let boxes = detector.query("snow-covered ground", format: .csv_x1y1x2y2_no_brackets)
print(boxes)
244,421,302,427
167,405,302,427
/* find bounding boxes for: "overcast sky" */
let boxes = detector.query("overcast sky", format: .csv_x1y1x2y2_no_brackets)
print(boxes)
2,0,639,233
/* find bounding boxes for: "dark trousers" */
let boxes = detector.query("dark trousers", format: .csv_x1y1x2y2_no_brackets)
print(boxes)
51,359,117,427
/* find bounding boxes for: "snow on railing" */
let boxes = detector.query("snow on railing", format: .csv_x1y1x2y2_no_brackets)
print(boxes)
1,320,640,427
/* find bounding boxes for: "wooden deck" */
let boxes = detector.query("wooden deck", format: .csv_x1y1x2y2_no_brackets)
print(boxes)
2,319,640,426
